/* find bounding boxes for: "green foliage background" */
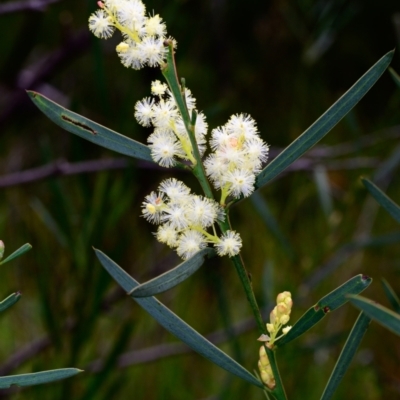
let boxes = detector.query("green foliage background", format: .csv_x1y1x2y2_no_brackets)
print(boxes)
0,0,400,398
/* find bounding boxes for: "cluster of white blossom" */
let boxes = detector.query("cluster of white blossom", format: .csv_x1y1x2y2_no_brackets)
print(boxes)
134,80,208,167
205,114,269,202
88,0,172,69
142,178,242,260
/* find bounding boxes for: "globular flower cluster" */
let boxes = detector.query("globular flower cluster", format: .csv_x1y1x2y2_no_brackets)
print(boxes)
257,291,292,388
142,178,242,260
205,114,269,202
88,0,172,69
134,81,208,167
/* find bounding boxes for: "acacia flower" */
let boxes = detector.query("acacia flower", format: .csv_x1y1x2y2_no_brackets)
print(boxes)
215,230,242,257
176,230,206,260
89,0,172,69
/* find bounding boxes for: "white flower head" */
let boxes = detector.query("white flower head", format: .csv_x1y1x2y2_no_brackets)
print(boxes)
117,40,144,69
177,230,206,260
156,223,179,248
225,113,258,140
147,130,182,167
225,168,256,198
161,203,190,230
151,80,168,97
141,191,165,224
186,196,220,228
134,97,154,127
138,36,167,67
88,10,115,39
145,14,167,36
215,230,242,257
158,178,191,203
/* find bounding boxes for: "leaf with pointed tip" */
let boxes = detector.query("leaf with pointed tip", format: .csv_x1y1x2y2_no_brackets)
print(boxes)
381,278,400,314
255,50,394,189
27,91,153,163
0,243,32,266
0,368,82,389
320,312,371,400
277,274,372,347
0,293,21,313
349,294,400,336
94,249,263,389
130,248,215,297
362,178,400,224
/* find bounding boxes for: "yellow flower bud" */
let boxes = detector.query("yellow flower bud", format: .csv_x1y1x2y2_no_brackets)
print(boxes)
276,303,288,315
280,315,290,325
266,323,274,333
276,291,291,303
116,42,129,53
259,345,269,367
282,326,292,335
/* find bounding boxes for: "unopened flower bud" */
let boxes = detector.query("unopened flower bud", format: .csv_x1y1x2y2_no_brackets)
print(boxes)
116,42,129,53
0,240,4,260
276,303,288,315
276,291,291,303
282,326,292,335
259,345,269,367
270,308,277,323
266,323,274,333
279,315,290,325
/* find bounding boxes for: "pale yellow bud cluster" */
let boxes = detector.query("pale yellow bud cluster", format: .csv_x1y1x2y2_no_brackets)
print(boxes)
258,345,275,389
266,291,292,345
257,291,292,387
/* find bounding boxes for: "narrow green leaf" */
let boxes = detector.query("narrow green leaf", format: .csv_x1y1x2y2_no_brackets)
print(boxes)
255,50,394,189
94,249,263,389
0,292,21,313
27,91,153,163
320,312,371,400
389,67,400,90
0,243,32,266
277,274,372,347
362,178,400,224
130,248,215,297
349,294,400,336
381,278,400,314
0,368,82,389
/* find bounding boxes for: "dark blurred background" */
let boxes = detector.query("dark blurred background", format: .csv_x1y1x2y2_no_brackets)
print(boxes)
0,0,400,398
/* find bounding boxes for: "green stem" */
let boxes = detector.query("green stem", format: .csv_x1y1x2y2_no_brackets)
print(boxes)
265,346,287,400
161,41,286,399
161,43,214,199
218,216,265,333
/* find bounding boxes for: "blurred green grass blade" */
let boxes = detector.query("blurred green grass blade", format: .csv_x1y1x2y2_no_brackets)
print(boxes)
255,50,394,189
389,67,400,89
130,248,215,297
0,368,82,388
250,192,295,259
27,91,153,163
381,278,400,313
277,274,372,346
349,294,400,336
320,312,371,400
362,178,400,223
313,165,333,219
31,198,69,248
0,243,31,266
0,292,21,313
94,248,263,389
